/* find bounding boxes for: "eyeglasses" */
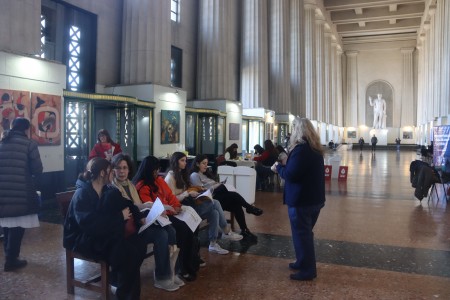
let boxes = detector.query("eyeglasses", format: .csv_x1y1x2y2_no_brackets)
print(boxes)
114,166,129,171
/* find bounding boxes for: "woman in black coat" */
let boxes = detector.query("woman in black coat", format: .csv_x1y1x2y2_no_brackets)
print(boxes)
275,117,326,281
0,118,43,272
63,158,146,299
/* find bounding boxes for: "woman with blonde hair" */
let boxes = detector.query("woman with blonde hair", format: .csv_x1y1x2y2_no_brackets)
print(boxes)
275,117,325,281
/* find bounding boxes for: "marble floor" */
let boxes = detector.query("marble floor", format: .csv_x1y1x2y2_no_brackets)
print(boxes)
1,149,450,300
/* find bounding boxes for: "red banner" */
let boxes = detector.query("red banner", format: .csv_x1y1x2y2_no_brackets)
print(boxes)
324,165,332,180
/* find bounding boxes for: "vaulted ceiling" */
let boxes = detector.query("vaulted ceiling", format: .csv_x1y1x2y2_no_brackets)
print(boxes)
323,0,426,44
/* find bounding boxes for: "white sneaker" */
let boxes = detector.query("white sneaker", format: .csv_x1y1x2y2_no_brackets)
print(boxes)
222,231,243,241
110,285,117,295
173,275,185,287
208,242,229,255
154,279,180,292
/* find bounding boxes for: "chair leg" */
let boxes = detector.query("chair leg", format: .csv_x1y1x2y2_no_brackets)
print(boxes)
66,250,75,295
100,261,110,300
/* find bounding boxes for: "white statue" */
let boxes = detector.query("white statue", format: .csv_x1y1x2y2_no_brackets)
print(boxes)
369,93,387,129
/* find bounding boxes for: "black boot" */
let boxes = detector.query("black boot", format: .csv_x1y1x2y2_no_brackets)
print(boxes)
246,206,263,216
4,258,27,272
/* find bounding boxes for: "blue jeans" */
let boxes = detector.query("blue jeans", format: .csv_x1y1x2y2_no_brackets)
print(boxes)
288,203,324,277
139,224,175,280
195,199,227,241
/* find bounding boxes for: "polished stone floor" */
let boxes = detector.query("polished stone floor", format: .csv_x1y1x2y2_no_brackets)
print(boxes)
1,149,450,299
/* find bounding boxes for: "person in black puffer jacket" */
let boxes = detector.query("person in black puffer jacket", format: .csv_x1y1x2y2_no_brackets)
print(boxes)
0,117,43,272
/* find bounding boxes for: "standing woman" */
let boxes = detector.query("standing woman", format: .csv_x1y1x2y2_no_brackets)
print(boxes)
63,158,146,299
89,129,122,161
275,117,325,281
165,152,242,255
190,154,263,239
0,118,43,271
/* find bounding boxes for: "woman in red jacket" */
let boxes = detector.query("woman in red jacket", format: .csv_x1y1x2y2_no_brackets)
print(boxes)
132,156,199,282
89,129,122,161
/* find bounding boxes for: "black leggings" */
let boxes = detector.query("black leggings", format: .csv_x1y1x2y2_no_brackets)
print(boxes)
168,215,199,275
214,191,251,230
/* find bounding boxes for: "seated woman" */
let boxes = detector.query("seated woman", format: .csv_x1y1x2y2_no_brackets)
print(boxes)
253,140,279,190
63,157,145,299
190,154,263,239
224,143,238,160
165,152,243,256
89,129,122,161
132,156,199,282
111,153,181,291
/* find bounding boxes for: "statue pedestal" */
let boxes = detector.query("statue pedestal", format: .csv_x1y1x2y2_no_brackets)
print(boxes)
370,129,387,146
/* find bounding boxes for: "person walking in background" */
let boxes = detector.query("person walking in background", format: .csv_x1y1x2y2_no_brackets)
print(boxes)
0,118,43,272
395,137,401,151
371,134,378,152
89,129,122,161
274,117,325,281
358,137,365,152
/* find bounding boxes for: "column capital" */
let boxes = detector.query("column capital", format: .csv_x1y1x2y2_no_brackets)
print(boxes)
304,0,316,10
400,48,415,54
346,50,359,57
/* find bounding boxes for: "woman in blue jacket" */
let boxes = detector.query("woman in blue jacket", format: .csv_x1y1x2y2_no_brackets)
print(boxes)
275,117,325,281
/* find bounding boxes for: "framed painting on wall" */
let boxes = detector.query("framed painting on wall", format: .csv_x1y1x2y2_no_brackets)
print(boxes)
347,131,356,138
403,131,413,139
0,89,31,136
30,93,61,145
229,123,240,140
161,110,180,144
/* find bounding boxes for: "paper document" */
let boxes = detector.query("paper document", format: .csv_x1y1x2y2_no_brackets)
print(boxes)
174,206,202,232
138,198,165,234
156,215,172,227
196,188,213,201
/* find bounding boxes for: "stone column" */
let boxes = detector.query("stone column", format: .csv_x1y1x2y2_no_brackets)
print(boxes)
439,0,450,115
0,0,40,55
400,48,415,127
290,0,305,116
315,16,325,121
241,0,269,108
416,40,426,125
323,30,332,123
330,40,337,125
345,51,359,127
121,0,171,85
336,48,344,126
303,1,316,119
197,0,239,100
269,0,290,114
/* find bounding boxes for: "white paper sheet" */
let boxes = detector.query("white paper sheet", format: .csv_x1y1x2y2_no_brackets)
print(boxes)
138,198,165,234
173,206,202,232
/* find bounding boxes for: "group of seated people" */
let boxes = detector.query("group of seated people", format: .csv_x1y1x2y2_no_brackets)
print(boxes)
63,151,264,299
223,140,287,191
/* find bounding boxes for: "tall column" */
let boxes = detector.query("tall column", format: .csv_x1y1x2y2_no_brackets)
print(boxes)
336,48,344,126
330,40,337,125
315,16,325,121
439,0,450,115
345,51,359,127
241,0,269,108
400,48,415,127
423,21,433,121
303,1,316,119
323,29,332,123
122,0,171,85
269,0,290,114
416,40,426,125
197,0,239,100
290,0,305,117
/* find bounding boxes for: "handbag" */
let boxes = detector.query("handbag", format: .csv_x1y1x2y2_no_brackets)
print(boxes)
124,215,136,238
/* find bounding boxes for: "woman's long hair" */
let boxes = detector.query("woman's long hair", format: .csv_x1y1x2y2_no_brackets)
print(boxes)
111,153,134,180
131,155,160,192
97,129,114,144
225,143,238,159
169,152,190,189
190,154,215,179
289,117,324,155
79,157,110,181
